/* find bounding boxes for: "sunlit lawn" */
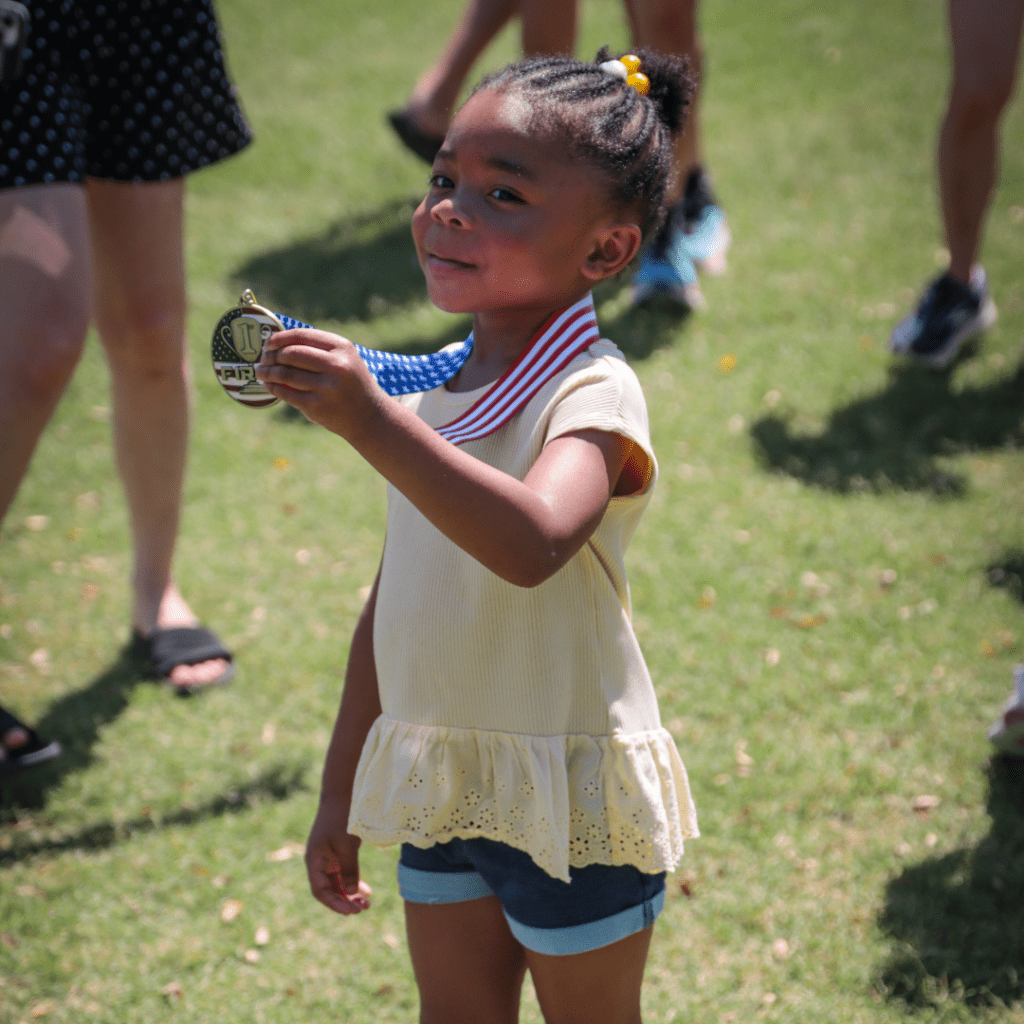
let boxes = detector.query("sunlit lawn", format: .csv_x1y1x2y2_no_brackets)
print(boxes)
1,0,1023,1021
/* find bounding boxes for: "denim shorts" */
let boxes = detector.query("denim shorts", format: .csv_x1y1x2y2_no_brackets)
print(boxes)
398,837,666,957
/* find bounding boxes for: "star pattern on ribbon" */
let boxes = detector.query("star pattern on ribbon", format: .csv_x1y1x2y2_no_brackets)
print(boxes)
275,294,600,444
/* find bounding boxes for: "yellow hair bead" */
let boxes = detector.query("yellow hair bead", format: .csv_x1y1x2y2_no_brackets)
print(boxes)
627,71,650,95
620,54,642,74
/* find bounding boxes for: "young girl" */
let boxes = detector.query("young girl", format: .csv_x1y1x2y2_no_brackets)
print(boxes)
257,49,699,1024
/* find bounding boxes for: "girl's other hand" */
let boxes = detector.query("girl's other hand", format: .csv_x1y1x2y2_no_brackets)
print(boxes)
256,328,385,441
305,797,372,915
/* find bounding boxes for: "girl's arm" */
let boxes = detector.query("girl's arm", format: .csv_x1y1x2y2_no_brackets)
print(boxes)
305,562,383,915
257,330,635,587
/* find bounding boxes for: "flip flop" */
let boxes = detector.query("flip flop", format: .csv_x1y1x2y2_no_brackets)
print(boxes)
0,705,62,779
387,110,445,164
131,625,235,697
988,665,1024,755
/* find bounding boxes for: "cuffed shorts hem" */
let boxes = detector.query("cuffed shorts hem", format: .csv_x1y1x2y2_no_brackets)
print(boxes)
506,888,664,956
398,862,495,904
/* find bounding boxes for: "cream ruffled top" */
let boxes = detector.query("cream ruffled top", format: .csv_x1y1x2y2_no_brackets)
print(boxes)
348,338,699,882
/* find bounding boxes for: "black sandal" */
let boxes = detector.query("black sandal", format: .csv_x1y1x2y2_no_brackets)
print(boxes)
0,705,62,778
387,110,445,164
130,625,235,697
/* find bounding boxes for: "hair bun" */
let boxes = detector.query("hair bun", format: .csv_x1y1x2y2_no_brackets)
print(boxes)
595,46,694,137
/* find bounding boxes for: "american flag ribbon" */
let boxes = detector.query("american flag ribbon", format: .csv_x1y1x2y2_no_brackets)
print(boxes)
435,295,599,444
275,293,599,445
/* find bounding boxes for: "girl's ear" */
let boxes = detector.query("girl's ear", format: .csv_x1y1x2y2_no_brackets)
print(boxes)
580,222,643,282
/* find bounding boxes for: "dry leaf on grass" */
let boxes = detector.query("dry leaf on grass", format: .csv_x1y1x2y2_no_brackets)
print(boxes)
160,981,183,1001
220,899,244,922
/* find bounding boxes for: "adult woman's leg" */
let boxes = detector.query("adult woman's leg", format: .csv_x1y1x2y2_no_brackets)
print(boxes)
527,927,653,1024
0,184,91,759
87,177,228,692
0,184,92,523
405,897,528,1024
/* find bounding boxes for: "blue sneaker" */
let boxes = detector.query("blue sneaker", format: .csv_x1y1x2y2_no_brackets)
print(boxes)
631,222,704,311
679,167,730,275
890,265,997,368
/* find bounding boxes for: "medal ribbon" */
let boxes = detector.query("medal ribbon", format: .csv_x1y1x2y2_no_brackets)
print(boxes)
275,293,599,444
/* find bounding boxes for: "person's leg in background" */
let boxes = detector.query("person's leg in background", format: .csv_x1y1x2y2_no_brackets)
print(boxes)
88,178,231,694
0,183,92,771
628,0,730,311
388,0,577,164
941,0,1024,285
890,0,1023,368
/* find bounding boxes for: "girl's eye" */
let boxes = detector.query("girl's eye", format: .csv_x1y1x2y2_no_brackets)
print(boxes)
429,173,453,189
488,187,522,203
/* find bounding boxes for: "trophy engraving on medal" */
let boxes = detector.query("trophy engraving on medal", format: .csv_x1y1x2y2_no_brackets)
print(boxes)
211,289,281,408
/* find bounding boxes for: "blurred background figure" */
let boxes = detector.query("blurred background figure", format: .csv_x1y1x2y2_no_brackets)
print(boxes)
890,0,1023,369
388,0,577,162
887,0,1024,752
624,0,730,312
0,0,250,778
387,0,729,313
988,666,1024,754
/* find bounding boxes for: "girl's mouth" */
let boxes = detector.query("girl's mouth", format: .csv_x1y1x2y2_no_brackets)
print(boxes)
428,252,474,269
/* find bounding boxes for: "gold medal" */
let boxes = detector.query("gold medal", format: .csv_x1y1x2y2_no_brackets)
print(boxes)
211,289,282,408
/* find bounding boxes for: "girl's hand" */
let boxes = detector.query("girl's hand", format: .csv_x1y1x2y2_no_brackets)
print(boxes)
305,796,372,915
256,328,385,441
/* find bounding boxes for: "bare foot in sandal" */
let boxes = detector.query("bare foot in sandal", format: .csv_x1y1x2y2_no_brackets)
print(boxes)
134,584,234,695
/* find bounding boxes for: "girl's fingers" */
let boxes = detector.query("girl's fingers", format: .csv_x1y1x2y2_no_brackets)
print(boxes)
260,344,335,376
256,363,321,393
311,868,372,915
262,327,347,353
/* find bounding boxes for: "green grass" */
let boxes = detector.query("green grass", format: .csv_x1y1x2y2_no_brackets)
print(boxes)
2,0,1023,1021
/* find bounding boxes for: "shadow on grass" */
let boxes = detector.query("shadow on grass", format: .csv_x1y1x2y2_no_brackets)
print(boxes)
0,764,308,867
595,278,691,361
1,646,311,828
750,355,1024,496
874,757,1024,1010
230,196,427,326
1,645,148,813
986,550,1024,608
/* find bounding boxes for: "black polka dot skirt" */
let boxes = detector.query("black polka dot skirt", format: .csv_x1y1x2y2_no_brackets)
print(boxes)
0,0,253,189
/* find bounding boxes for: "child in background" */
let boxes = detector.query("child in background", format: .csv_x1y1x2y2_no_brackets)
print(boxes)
258,50,699,1023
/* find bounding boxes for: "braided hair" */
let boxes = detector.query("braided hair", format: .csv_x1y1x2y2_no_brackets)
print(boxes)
472,48,694,241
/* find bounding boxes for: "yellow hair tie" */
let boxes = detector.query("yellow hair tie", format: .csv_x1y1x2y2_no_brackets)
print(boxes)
598,54,649,95
627,71,650,95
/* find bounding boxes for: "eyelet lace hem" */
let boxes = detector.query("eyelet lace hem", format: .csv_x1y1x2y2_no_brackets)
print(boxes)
348,716,699,883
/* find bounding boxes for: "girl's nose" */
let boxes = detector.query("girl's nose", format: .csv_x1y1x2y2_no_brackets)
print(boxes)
431,196,468,228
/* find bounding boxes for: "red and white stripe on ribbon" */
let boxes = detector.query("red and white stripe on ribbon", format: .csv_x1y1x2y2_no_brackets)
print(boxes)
437,293,600,445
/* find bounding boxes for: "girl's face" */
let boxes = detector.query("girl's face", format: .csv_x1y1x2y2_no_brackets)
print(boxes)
412,88,625,317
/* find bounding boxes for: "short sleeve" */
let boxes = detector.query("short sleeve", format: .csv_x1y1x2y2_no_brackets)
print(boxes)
544,346,655,493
